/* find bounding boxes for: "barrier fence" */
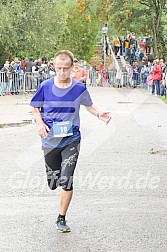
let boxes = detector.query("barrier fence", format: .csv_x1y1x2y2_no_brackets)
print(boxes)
0,71,166,96
0,72,53,95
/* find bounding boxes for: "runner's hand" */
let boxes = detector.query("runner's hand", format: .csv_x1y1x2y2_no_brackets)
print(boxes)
99,112,111,124
37,123,50,138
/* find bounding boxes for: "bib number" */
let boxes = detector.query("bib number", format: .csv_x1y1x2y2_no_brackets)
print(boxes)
53,121,73,137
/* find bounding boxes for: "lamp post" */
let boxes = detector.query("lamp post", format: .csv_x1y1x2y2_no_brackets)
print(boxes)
102,24,108,70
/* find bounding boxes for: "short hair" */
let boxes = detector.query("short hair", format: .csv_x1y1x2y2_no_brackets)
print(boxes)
54,50,74,66
74,58,78,63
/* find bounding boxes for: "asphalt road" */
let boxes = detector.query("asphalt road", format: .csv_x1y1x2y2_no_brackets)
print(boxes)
0,87,167,252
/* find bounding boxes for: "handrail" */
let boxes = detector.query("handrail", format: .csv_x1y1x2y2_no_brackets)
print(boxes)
109,44,121,72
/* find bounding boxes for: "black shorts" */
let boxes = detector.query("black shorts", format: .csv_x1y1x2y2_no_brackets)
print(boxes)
43,141,80,191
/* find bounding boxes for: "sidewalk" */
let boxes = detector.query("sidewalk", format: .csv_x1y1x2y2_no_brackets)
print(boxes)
0,87,167,252
0,94,33,125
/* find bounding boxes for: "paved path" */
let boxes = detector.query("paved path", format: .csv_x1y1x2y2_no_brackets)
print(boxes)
0,87,167,252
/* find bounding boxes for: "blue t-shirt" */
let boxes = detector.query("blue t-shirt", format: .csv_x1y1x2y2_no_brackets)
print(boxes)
30,77,93,148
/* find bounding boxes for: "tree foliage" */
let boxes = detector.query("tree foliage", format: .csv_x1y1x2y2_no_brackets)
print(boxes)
75,0,167,59
0,0,167,64
138,0,167,57
107,0,167,58
0,0,100,63
0,1,64,61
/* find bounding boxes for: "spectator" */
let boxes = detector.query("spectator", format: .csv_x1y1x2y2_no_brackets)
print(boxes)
135,48,140,62
0,63,10,95
24,57,35,72
97,63,104,86
146,72,153,95
113,36,121,57
71,58,88,85
14,61,23,94
132,65,139,88
21,58,26,72
152,59,162,96
124,37,130,60
9,61,16,95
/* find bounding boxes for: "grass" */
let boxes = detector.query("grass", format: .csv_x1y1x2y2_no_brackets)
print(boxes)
160,96,167,104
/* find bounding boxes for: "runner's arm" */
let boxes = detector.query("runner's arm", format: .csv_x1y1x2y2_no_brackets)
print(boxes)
32,107,49,137
85,105,111,124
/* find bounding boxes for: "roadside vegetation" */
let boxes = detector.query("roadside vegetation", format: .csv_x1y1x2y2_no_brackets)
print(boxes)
0,0,166,63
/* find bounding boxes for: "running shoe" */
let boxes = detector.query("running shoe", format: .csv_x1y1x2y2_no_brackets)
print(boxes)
56,218,71,233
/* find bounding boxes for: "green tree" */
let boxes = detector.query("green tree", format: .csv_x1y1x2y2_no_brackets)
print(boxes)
64,3,98,61
139,0,167,57
0,0,70,63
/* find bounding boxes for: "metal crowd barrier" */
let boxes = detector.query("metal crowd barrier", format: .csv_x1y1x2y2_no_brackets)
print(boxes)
0,70,153,95
23,72,52,93
0,70,131,94
87,70,154,88
87,70,130,87
0,72,55,95
0,72,24,95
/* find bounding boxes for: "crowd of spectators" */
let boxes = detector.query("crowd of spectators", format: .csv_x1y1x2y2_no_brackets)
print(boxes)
0,57,56,95
111,33,167,96
0,35,167,97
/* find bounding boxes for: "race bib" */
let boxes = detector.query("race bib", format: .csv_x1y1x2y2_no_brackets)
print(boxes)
52,121,73,137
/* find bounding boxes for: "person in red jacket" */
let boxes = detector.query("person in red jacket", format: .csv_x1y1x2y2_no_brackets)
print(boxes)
152,59,162,96
70,58,88,84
